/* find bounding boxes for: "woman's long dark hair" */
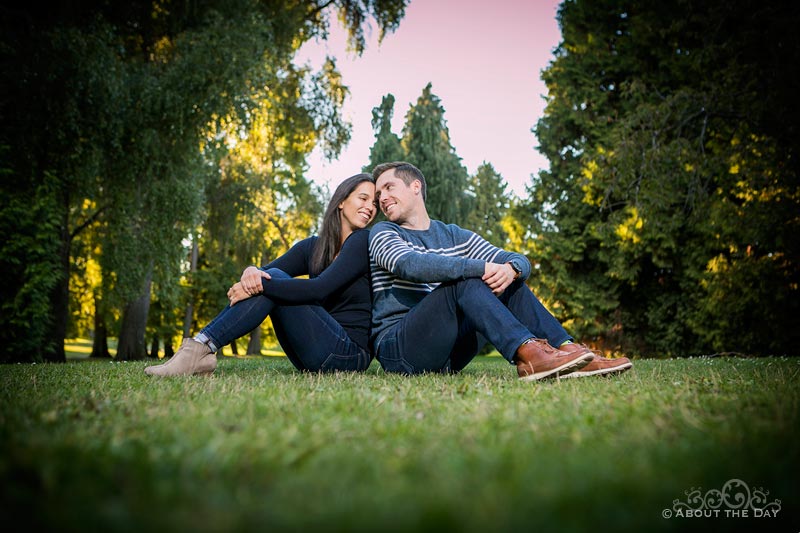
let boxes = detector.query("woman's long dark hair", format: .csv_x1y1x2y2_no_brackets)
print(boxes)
310,173,375,275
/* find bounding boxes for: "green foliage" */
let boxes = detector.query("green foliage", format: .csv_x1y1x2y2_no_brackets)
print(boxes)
0,171,63,362
1,357,798,530
365,93,405,170
1,0,408,361
402,83,470,225
366,86,485,228
365,91,514,254
529,0,800,356
465,162,511,247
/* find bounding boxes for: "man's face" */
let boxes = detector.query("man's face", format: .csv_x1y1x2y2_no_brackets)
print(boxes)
375,169,419,223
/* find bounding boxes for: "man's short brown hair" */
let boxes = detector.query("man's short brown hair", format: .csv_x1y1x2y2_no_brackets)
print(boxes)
372,161,427,201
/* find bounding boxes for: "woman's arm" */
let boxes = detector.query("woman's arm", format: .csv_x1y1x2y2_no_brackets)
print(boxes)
256,230,370,304
227,282,250,306
239,237,314,295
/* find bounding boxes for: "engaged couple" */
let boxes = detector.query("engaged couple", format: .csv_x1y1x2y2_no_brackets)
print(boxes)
145,162,632,381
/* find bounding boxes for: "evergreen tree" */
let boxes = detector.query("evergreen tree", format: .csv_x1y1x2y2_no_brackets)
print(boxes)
401,83,469,225
465,162,511,247
530,0,799,356
365,94,405,171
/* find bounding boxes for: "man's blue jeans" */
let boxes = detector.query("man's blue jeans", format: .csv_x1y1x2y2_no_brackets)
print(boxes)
199,269,371,372
375,278,572,374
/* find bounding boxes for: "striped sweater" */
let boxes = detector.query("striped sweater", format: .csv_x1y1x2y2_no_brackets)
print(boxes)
368,220,531,346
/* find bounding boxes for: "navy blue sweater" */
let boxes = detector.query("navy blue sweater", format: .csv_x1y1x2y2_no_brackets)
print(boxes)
258,229,371,351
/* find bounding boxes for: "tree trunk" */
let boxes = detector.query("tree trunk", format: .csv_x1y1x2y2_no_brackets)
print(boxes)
116,267,153,360
230,338,239,356
44,212,70,362
182,235,199,338
90,293,111,358
149,334,159,359
246,327,261,355
164,341,175,358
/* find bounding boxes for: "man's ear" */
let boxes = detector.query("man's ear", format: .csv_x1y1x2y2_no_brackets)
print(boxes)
413,180,421,194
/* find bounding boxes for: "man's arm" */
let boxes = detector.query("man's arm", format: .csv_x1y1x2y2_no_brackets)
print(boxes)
369,226,486,282
443,224,532,281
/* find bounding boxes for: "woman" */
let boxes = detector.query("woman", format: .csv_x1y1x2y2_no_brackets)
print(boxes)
145,173,377,376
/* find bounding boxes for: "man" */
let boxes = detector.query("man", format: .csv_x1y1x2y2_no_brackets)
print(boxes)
368,161,632,380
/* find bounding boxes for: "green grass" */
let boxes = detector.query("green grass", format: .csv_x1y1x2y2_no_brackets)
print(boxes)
1,356,798,532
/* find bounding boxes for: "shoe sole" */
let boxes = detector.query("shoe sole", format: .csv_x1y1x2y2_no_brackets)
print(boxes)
560,361,633,379
519,353,594,382
144,367,216,377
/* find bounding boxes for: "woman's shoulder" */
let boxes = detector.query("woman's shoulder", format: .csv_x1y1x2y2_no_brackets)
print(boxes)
295,235,318,246
343,228,370,248
287,235,317,254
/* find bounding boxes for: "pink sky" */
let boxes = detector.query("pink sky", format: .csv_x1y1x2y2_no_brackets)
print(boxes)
296,0,563,198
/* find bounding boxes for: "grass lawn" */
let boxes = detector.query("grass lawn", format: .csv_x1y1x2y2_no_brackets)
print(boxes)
1,355,797,532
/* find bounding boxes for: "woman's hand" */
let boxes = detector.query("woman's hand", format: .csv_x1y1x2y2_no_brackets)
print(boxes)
227,282,251,306
240,266,271,295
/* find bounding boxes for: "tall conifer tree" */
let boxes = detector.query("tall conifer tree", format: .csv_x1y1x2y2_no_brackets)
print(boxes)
401,83,469,225
466,162,511,247
365,94,405,171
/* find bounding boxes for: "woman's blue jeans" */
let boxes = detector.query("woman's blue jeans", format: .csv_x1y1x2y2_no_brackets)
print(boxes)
199,269,371,372
375,277,572,374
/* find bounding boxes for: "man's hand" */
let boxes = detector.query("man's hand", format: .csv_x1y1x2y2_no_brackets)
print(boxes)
482,262,517,295
240,266,271,296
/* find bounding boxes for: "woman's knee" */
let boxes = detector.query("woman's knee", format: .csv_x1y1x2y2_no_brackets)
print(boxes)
263,268,290,279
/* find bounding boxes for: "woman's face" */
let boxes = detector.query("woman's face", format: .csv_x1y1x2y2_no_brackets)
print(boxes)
339,181,377,232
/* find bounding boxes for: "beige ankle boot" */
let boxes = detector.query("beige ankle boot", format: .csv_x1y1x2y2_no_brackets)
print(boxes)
144,338,216,376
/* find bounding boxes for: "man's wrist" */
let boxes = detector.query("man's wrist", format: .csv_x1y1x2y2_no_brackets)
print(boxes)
507,260,522,280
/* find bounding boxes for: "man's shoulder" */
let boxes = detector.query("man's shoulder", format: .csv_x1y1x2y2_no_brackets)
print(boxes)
432,220,474,239
371,220,400,231
368,220,476,241
369,221,402,239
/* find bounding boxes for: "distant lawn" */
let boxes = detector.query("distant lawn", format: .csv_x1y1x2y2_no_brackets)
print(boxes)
1,356,797,532
65,337,286,359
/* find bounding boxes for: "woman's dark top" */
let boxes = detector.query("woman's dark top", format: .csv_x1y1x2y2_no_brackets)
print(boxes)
258,229,371,352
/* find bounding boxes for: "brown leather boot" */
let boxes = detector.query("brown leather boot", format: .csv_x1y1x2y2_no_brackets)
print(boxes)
558,343,633,378
144,338,216,376
513,338,594,381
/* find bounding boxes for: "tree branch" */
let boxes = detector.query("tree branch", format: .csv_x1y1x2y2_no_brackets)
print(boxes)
70,205,108,241
306,0,337,22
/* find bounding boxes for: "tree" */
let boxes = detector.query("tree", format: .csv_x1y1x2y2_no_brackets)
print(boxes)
365,94,405,170
465,162,511,247
530,0,800,356
190,75,329,353
401,83,469,225
0,0,409,362
0,23,125,362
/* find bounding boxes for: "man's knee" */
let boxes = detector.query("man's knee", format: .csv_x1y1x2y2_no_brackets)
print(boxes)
453,277,493,296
